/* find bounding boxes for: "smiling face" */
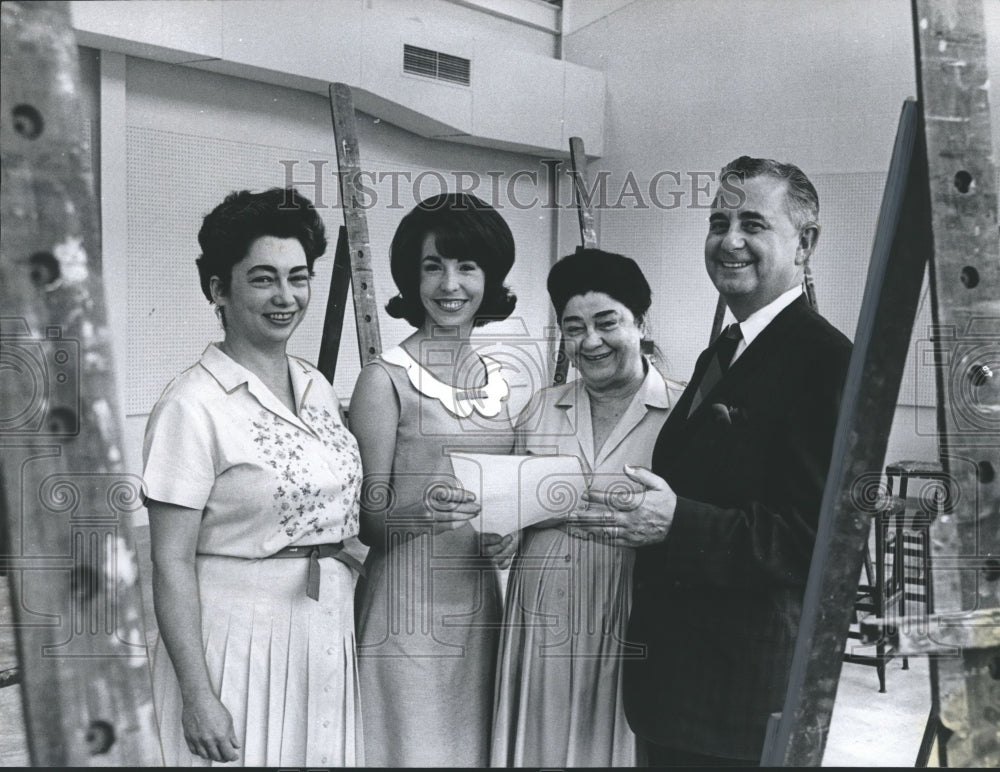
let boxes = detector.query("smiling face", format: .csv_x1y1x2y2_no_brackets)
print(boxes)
561,291,644,394
211,235,311,350
704,175,817,321
418,231,485,334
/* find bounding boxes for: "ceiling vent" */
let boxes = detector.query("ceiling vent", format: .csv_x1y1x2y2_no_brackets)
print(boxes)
403,44,471,86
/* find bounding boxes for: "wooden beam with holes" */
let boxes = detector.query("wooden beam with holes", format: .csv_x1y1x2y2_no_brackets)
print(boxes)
551,136,600,387
328,83,383,367
1,1,160,765
911,0,1000,765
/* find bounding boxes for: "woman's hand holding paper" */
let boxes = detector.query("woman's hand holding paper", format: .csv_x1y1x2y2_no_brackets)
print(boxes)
422,483,481,533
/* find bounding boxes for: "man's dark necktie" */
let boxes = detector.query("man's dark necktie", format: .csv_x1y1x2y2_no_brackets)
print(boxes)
688,323,742,417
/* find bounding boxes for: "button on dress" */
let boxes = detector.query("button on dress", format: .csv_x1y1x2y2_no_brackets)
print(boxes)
142,344,364,767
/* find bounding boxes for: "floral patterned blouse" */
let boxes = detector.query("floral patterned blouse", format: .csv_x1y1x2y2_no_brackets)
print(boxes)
142,344,361,556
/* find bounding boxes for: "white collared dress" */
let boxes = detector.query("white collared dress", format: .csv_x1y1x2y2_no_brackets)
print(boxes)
353,345,515,767
491,363,682,767
142,344,364,767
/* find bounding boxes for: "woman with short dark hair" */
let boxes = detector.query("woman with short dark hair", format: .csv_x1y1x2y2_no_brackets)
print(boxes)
491,248,685,767
350,192,518,767
143,187,364,766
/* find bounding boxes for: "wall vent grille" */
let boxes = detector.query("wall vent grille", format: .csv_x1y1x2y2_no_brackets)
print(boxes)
403,44,470,86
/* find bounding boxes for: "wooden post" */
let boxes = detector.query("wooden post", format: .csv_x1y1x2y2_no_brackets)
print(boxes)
316,226,353,383
552,136,600,386
0,1,160,765
568,136,598,250
328,83,383,365
911,0,1000,765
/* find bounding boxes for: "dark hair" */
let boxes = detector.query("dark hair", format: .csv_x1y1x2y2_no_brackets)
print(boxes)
385,193,517,328
547,248,652,324
196,187,327,302
718,156,819,228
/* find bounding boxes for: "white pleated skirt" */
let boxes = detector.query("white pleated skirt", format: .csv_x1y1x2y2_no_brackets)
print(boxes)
151,553,363,767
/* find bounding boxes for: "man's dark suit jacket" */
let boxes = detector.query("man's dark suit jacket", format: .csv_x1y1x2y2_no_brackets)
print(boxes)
624,295,852,761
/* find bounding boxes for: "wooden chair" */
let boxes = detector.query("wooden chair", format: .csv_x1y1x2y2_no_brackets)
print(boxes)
844,459,942,691
844,494,903,692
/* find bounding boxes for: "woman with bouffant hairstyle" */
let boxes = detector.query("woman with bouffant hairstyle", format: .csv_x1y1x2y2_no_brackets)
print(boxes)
383,192,517,327
351,193,518,767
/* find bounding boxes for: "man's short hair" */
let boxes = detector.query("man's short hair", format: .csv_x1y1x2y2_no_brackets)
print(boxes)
719,156,819,228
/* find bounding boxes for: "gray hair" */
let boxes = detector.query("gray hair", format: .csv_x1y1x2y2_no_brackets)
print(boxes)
718,156,819,228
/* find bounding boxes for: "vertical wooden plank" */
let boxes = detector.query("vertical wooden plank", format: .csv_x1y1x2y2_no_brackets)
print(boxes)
568,136,598,249
912,0,1000,765
551,136,600,386
0,1,160,765
316,226,352,383
328,83,383,364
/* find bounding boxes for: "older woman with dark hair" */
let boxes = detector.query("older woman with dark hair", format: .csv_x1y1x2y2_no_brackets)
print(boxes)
143,188,364,766
491,248,685,767
350,192,517,767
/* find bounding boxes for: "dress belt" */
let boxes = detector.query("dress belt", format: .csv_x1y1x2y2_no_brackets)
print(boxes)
271,542,365,601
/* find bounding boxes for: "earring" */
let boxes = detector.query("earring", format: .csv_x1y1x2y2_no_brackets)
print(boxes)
214,305,227,329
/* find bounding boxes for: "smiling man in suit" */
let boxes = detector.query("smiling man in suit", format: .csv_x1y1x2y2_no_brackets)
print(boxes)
582,156,853,766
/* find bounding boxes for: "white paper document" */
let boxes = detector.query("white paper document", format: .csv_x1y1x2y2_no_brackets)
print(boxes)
447,452,588,536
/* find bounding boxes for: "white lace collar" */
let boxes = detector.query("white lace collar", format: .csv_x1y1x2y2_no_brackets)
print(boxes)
380,345,510,418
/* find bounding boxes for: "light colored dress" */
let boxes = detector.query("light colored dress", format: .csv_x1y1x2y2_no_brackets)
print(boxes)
142,344,364,767
354,345,515,767
491,362,682,767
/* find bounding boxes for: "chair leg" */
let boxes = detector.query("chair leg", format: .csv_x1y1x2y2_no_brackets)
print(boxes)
874,511,889,692
915,656,953,767
895,474,910,671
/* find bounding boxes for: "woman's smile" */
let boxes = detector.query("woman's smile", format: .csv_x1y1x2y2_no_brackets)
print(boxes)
433,298,470,312
419,232,485,333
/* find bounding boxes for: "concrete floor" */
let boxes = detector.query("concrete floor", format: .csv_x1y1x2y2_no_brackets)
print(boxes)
825,647,935,766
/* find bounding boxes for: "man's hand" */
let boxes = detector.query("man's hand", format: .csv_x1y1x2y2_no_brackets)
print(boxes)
567,465,677,547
